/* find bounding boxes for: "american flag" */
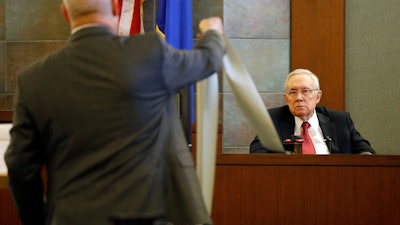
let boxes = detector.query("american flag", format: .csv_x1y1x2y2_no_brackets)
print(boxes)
117,0,144,35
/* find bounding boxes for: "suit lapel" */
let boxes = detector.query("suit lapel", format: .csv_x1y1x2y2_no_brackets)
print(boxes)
317,112,333,137
69,26,114,43
278,107,295,140
317,111,340,153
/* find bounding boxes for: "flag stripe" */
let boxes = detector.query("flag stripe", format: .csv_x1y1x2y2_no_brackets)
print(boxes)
118,0,144,36
129,0,143,34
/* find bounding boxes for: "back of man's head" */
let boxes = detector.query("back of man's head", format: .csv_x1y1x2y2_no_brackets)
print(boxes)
62,0,119,33
63,0,112,21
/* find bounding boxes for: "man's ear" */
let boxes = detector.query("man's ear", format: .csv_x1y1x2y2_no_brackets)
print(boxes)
316,90,322,104
283,93,290,104
61,3,70,24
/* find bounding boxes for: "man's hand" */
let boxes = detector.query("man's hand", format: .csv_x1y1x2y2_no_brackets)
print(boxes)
199,17,224,35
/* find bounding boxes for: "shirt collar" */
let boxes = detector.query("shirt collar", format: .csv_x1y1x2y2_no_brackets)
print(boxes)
294,110,319,130
71,23,103,34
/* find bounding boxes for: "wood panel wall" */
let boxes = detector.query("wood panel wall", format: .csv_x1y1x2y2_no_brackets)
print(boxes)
0,111,13,123
291,0,345,110
0,188,22,225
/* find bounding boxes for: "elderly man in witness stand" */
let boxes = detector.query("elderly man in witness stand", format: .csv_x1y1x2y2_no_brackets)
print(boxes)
4,0,226,225
250,68,376,155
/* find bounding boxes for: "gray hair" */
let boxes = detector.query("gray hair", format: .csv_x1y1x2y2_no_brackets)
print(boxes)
284,68,320,90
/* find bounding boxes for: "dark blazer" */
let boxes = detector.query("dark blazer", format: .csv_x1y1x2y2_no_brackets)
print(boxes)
250,105,375,154
5,26,225,225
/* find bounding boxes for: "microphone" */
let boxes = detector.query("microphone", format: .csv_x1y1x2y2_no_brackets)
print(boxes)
283,135,303,154
324,136,333,152
324,136,332,142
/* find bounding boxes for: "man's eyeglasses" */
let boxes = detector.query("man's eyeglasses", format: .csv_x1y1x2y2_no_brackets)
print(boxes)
286,88,318,98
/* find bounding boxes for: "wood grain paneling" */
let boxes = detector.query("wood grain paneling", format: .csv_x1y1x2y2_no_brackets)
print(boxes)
211,154,400,225
0,111,13,123
0,188,22,225
291,0,345,110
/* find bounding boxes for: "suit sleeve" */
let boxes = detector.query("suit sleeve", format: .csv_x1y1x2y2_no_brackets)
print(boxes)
4,73,46,225
160,30,226,94
250,135,284,153
250,136,267,153
346,113,376,154
250,107,288,154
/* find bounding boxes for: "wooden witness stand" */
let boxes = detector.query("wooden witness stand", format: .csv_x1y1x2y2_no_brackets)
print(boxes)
192,127,400,225
200,124,400,217
210,154,400,225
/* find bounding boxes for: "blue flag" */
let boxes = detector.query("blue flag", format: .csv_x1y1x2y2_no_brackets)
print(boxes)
157,0,195,146
156,0,193,50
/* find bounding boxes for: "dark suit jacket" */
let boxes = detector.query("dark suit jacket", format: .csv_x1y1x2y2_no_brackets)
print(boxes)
5,26,225,225
250,105,375,154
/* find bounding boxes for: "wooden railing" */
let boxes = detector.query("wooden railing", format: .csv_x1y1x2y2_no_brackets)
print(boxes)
211,154,400,225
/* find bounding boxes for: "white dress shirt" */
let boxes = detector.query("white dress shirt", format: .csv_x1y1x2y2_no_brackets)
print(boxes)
294,111,330,154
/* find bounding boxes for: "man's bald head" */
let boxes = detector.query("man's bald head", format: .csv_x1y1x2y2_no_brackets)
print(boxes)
61,0,119,32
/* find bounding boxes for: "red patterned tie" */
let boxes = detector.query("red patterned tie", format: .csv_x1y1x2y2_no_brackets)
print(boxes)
301,122,316,154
